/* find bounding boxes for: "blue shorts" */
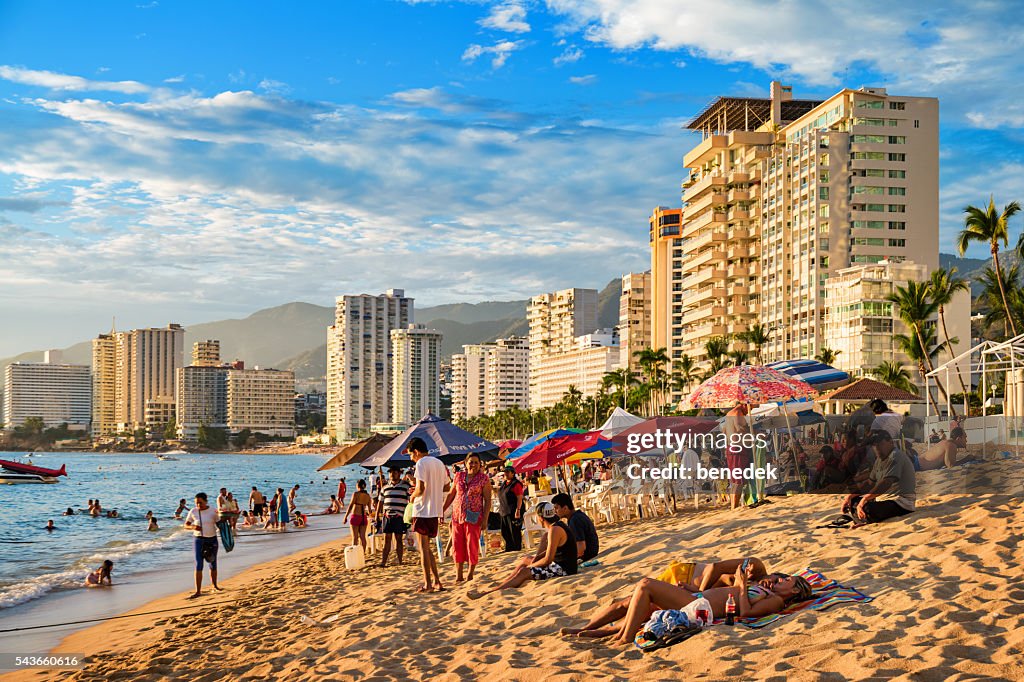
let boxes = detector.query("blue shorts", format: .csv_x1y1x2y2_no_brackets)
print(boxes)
194,536,218,571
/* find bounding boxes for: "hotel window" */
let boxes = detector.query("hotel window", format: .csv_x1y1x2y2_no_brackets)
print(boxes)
854,117,886,126
887,119,899,126
864,169,885,177
858,100,884,109
853,186,885,195
889,221,906,230
852,134,886,143
914,120,920,128
889,239,906,247
889,153,906,161
889,170,906,178
853,220,885,229
888,187,906,196
819,170,830,183
819,256,829,267
854,238,885,246
819,187,830,200
819,221,829,233
819,205,829,218
852,151,885,160
889,204,906,212
888,136,906,144
889,101,906,110
852,254,885,263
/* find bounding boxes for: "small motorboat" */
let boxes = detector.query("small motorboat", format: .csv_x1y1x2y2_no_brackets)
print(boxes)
156,454,179,461
0,472,57,484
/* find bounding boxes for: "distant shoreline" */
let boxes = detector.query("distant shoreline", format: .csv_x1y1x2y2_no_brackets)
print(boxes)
0,447,339,457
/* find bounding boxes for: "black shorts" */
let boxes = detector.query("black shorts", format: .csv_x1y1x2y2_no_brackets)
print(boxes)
252,504,266,516
383,515,407,535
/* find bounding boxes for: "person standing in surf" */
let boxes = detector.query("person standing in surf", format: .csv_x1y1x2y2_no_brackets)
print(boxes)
183,492,222,599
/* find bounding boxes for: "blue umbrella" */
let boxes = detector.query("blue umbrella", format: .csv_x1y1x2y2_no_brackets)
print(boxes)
359,413,499,468
765,359,849,389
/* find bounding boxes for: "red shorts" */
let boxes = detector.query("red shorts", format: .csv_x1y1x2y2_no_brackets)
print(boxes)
411,517,439,538
726,449,751,482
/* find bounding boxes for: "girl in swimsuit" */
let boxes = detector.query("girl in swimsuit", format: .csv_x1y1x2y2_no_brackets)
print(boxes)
562,565,811,645
85,560,114,587
345,479,373,553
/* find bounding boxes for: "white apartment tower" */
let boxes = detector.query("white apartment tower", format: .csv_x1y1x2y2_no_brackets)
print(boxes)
619,272,652,374
527,288,597,409
326,289,413,440
3,354,92,430
451,336,530,421
390,324,443,426
226,368,296,438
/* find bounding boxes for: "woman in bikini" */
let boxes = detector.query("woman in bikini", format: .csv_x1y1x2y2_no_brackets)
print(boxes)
345,479,373,553
85,560,114,587
562,564,811,645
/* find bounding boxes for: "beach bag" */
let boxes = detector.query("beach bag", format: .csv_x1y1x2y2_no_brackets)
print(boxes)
634,599,709,652
403,500,415,525
216,519,235,552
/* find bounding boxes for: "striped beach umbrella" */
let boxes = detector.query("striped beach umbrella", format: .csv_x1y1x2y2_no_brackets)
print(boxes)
765,359,850,390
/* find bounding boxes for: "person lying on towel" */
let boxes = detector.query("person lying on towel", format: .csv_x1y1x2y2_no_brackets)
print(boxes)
561,563,811,645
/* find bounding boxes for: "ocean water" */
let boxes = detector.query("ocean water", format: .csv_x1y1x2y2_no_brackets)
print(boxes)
0,451,367,611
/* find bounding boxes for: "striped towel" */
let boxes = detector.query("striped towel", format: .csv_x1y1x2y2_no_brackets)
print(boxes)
736,568,873,629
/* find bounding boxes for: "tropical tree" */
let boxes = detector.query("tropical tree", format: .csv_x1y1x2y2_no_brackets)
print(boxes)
704,336,731,375
737,323,771,364
927,266,971,398
959,197,1021,337
895,324,946,414
870,361,918,395
887,280,952,412
977,264,1024,338
728,349,750,366
815,347,841,365
633,347,670,415
602,367,638,410
672,355,699,397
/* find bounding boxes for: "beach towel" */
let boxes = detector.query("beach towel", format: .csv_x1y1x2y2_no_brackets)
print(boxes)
735,568,873,629
217,519,235,552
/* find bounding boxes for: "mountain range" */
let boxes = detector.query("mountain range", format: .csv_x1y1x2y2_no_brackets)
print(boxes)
0,279,622,384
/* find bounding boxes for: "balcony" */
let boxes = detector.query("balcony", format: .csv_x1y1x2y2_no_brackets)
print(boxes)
687,229,727,251
727,245,752,260
687,190,728,215
680,267,726,289
682,303,726,325
682,284,725,306
687,322,727,339
728,303,753,316
728,208,752,221
682,210,727,237
728,264,751,278
727,226,753,241
727,188,751,203
687,248,726,270
682,173,727,202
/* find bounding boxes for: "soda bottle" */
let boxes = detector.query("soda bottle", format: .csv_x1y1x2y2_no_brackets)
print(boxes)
725,593,736,626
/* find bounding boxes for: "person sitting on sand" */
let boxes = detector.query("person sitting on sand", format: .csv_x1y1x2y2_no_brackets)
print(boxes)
550,493,599,563
174,499,188,520
841,429,916,524
561,565,811,642
918,427,969,471
469,503,577,599
63,507,75,516
85,560,114,587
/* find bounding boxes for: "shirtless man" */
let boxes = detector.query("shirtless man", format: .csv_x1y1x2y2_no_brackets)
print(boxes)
918,427,969,471
249,487,266,519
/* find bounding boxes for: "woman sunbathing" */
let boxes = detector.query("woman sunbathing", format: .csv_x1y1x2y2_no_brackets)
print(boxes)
562,564,811,645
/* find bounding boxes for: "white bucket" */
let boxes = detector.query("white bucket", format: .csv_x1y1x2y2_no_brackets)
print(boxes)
344,544,365,570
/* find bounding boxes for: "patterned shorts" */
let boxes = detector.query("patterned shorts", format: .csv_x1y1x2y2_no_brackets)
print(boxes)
530,563,568,580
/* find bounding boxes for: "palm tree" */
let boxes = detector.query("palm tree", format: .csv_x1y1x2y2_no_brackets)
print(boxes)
704,336,730,376
871,361,918,395
927,267,971,398
815,347,841,365
977,264,1024,337
737,323,771,364
633,347,670,415
959,197,1021,337
896,323,945,413
887,280,952,411
602,368,637,409
728,349,750,366
672,355,698,395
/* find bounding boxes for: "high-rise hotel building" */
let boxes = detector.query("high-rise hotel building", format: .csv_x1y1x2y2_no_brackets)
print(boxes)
451,336,530,420
660,81,941,381
391,324,443,426
326,289,412,441
527,288,598,409
618,272,652,375
4,351,91,430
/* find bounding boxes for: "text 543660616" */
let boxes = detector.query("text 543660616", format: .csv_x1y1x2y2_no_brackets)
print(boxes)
0,654,85,670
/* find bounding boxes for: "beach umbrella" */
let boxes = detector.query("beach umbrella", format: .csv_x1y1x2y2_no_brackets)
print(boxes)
765,359,850,390
360,413,500,468
505,428,586,460
683,365,818,409
598,407,646,438
611,416,720,456
317,433,392,471
511,431,611,474
497,439,523,451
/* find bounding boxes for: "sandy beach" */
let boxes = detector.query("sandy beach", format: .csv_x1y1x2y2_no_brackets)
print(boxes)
4,460,1022,682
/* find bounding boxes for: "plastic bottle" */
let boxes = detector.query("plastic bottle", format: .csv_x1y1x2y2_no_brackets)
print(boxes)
725,594,736,626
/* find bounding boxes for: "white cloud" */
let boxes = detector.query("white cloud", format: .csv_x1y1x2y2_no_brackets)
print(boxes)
569,74,597,85
553,45,584,66
164,74,186,83
462,40,524,69
258,78,290,95
0,65,150,94
480,1,531,33
545,0,1024,125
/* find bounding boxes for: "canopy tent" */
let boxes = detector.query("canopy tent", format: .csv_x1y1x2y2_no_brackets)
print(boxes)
360,413,499,468
317,433,393,471
598,407,645,438
765,359,850,390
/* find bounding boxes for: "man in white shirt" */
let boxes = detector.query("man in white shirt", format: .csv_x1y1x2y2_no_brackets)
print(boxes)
407,437,448,592
868,399,903,441
183,492,222,599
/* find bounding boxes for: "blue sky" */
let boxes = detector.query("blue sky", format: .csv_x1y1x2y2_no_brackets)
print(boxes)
1,0,1023,355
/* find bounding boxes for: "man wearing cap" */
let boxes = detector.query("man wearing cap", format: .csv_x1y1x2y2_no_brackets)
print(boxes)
841,429,916,523
407,437,448,592
498,466,525,552
468,502,577,599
